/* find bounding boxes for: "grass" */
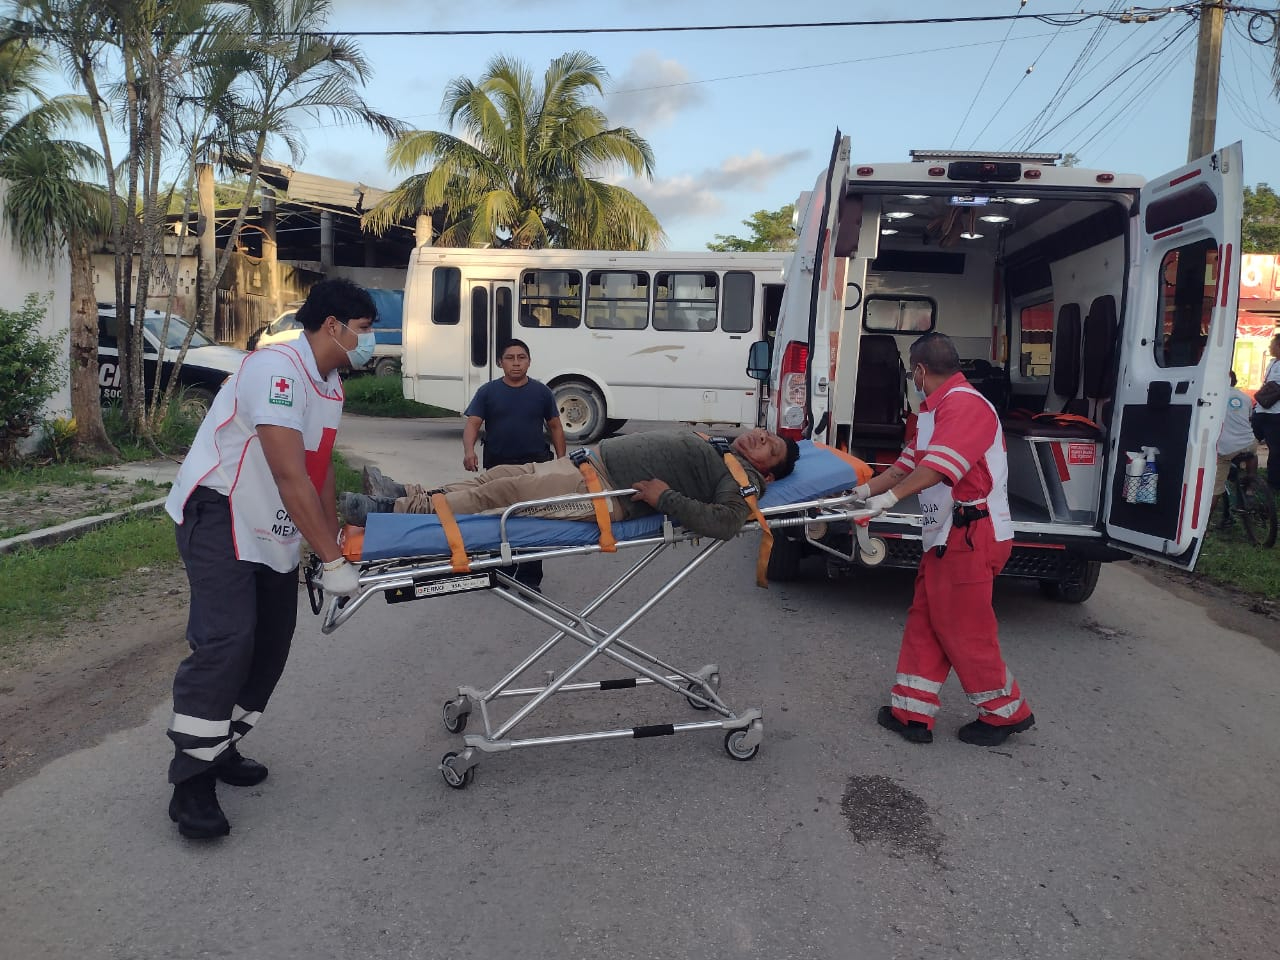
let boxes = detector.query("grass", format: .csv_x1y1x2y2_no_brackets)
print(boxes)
1195,523,1280,598
343,375,456,418
0,513,179,650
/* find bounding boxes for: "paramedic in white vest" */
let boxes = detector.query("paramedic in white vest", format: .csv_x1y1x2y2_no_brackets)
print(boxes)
855,332,1035,747
162,278,373,841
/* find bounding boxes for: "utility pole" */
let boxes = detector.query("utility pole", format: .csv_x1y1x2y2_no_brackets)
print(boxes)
1187,0,1225,161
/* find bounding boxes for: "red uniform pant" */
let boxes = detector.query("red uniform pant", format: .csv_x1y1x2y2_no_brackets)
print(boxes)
889,520,1031,730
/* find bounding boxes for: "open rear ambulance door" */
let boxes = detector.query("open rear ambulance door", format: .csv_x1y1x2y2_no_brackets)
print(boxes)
769,131,849,442
1102,142,1243,569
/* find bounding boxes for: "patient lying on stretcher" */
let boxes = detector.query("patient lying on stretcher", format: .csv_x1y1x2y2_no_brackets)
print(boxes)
340,429,801,542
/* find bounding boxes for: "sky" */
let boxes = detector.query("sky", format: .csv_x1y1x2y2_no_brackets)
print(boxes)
121,1,1280,249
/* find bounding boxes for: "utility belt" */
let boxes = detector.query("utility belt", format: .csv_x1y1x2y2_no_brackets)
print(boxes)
935,500,989,559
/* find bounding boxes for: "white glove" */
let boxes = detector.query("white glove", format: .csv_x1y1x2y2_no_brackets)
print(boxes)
853,483,871,501
865,489,899,515
321,557,361,597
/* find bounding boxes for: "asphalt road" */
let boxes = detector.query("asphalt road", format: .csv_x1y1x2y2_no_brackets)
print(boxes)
1,415,1277,960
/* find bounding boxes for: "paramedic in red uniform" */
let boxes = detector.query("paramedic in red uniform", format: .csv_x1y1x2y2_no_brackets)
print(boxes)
162,278,375,840
856,333,1035,747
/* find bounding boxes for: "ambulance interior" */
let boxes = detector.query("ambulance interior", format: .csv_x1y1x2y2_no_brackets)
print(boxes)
844,188,1139,530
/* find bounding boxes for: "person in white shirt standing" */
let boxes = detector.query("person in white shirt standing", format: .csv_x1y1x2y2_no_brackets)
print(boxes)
1213,370,1259,527
1252,334,1280,489
162,278,374,841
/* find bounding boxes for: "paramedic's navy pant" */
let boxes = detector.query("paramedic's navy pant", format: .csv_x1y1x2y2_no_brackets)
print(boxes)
888,520,1031,730
168,488,298,784
485,448,553,589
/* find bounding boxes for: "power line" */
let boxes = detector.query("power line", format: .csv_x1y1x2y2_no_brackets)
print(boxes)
950,1,1025,149
969,18,1073,147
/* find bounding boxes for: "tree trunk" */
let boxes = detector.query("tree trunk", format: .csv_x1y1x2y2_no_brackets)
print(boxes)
67,234,117,458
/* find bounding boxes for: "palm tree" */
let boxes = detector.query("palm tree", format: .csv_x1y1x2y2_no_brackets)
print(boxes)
0,37,116,457
192,0,405,332
366,51,663,250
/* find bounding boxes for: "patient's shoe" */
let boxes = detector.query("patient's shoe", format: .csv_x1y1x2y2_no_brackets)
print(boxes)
362,465,406,499
340,492,398,526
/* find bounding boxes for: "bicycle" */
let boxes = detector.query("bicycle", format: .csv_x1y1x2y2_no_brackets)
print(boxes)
1222,450,1277,548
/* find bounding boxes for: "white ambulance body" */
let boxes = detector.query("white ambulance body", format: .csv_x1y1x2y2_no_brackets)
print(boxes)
749,133,1243,601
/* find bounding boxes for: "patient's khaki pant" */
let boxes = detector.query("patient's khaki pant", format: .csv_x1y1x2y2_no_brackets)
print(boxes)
394,457,626,521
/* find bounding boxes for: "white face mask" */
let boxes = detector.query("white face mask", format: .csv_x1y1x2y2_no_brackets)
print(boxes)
912,367,927,400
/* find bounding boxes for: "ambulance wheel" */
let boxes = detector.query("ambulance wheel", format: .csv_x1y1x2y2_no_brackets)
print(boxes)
440,752,474,789
724,729,760,761
442,699,469,734
766,534,804,582
554,380,606,444
1039,559,1101,603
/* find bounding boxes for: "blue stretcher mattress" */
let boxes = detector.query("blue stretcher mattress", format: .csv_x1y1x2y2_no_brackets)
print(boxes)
358,440,865,562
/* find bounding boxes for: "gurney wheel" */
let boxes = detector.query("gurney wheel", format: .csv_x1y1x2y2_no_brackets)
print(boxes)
724,729,760,762
684,680,713,711
442,698,469,734
440,751,475,789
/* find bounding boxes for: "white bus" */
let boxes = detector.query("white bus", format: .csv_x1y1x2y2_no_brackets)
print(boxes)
401,248,789,442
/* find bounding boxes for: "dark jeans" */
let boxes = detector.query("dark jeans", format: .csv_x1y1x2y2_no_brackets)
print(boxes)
485,448,553,589
1256,414,1280,488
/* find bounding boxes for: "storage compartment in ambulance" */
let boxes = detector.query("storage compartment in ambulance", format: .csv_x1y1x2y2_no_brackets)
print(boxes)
751,139,1241,602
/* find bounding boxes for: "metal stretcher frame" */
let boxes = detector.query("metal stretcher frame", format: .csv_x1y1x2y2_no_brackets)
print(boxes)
308,484,878,790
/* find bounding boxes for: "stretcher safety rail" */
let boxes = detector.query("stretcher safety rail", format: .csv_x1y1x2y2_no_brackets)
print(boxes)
305,440,876,789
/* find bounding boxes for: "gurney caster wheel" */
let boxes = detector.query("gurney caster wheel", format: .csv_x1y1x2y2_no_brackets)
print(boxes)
442,698,470,734
440,751,475,789
685,679,713,711
724,729,760,762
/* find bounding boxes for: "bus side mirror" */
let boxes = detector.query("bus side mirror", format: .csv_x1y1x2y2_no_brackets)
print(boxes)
746,340,771,381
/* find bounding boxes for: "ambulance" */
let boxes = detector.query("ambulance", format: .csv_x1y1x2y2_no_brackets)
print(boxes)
748,133,1243,602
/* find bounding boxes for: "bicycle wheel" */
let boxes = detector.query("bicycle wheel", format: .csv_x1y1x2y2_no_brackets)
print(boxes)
1238,475,1278,548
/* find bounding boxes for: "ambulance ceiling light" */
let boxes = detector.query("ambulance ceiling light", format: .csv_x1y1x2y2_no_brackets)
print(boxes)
979,215,1010,223
881,228,899,235
1007,197,1039,205
883,211,914,220
960,231,984,240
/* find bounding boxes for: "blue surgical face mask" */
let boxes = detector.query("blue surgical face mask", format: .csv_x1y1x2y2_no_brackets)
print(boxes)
335,322,376,368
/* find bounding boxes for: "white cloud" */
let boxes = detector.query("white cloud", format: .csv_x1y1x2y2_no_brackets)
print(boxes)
605,51,705,131
619,149,811,224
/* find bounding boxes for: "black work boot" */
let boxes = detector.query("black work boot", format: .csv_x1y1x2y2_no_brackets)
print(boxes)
339,492,398,526
957,713,1036,746
216,747,268,787
877,705,933,744
362,466,406,499
168,770,231,840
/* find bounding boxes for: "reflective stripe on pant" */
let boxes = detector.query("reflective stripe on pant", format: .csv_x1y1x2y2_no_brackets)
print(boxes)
168,489,298,784
889,519,1030,730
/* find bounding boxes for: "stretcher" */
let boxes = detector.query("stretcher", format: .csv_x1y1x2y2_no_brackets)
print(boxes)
305,440,878,789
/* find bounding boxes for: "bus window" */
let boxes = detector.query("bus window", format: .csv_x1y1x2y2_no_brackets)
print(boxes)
654,272,718,332
1155,237,1217,368
470,287,488,367
520,270,581,328
722,272,755,333
432,267,461,325
495,286,513,348
586,271,649,329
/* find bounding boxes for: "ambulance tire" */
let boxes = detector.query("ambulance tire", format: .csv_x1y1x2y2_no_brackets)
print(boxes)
1038,559,1101,604
766,534,804,582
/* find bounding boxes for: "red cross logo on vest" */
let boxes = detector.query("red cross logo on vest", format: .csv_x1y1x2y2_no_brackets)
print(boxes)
304,426,337,493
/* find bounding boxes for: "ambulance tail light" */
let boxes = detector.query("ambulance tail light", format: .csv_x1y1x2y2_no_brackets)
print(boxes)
777,341,809,440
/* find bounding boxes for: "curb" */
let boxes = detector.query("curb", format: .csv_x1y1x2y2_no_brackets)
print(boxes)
0,497,170,556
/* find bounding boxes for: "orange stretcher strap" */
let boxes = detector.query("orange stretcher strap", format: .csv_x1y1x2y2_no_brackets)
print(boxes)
719,452,772,589
339,524,364,563
575,461,617,552
430,493,471,573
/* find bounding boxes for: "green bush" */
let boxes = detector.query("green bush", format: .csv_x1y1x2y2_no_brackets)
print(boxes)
0,294,64,464
343,374,455,417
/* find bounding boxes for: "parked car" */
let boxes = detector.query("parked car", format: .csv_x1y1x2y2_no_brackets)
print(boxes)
97,307,246,416
248,289,404,377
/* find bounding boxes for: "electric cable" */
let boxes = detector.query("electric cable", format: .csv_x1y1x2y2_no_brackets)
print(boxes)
950,1,1025,148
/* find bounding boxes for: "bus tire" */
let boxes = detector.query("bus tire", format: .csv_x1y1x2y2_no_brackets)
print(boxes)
554,380,606,444
606,418,628,435
766,533,804,582
1038,559,1101,604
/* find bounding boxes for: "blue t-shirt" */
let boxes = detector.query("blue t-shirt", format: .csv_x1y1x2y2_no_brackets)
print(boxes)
464,378,559,464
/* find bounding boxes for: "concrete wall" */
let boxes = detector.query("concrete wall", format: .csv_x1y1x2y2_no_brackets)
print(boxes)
0,182,72,447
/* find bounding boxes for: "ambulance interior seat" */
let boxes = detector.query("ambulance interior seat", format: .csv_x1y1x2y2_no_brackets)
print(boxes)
850,333,907,449
960,358,1010,412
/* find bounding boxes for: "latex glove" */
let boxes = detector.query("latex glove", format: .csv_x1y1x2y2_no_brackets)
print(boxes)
852,483,871,501
865,489,899,515
321,557,361,597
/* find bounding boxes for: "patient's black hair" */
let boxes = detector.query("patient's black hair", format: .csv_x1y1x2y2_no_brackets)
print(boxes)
771,437,801,481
